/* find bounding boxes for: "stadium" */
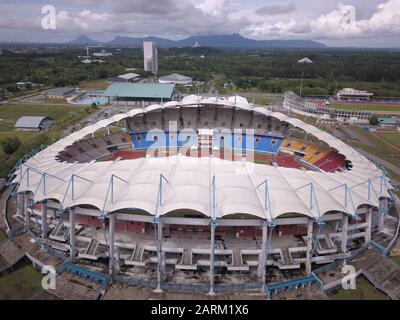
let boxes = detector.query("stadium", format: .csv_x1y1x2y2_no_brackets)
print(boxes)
8,94,396,295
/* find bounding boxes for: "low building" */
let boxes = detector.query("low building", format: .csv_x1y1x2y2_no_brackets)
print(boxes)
104,83,176,105
159,73,192,85
378,117,398,127
45,87,75,99
297,57,313,64
93,50,113,57
110,73,140,83
337,88,374,101
15,116,53,131
81,59,105,64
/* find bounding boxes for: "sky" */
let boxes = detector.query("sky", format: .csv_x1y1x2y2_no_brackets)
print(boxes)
0,0,399,47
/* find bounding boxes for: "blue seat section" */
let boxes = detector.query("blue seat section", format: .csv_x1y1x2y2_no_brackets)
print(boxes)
213,133,282,154
131,131,193,149
131,132,156,149
132,131,282,154
254,135,282,154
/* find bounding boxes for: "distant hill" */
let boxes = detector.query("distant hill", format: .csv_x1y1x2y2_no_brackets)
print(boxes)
107,36,176,47
66,35,101,46
104,33,326,48
65,34,326,48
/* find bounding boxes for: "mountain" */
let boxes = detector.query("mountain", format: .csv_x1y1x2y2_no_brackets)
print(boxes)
104,33,326,48
107,36,175,47
66,35,101,46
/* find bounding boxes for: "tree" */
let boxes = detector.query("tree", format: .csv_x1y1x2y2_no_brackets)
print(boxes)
0,136,21,155
369,116,379,126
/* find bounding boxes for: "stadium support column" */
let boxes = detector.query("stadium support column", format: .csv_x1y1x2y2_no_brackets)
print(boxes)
209,219,217,295
378,198,388,232
365,208,372,245
341,214,348,253
69,208,76,263
155,218,164,293
258,220,268,291
41,200,48,242
24,193,30,231
306,218,313,275
16,193,23,216
107,126,110,135
109,214,115,279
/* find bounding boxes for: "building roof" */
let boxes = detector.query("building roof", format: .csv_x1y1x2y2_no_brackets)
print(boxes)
104,83,175,99
378,117,397,125
297,57,313,64
117,73,140,80
14,96,391,221
159,73,192,84
15,116,51,129
45,87,75,96
338,88,373,96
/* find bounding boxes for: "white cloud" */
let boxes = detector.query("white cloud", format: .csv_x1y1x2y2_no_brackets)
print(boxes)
245,0,400,40
196,0,230,17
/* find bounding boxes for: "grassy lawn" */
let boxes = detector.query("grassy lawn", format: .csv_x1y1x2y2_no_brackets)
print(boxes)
380,132,400,148
0,230,6,242
0,103,99,176
330,103,400,112
79,79,110,90
330,278,387,300
342,126,400,182
391,256,400,267
351,126,400,163
0,260,43,300
253,97,281,105
0,104,92,131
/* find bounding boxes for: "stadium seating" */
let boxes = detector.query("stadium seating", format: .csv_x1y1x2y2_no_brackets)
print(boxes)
273,154,302,169
254,136,283,154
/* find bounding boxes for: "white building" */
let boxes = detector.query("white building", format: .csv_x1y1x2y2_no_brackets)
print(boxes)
337,88,374,101
159,73,192,85
93,50,113,57
143,42,158,74
297,57,313,64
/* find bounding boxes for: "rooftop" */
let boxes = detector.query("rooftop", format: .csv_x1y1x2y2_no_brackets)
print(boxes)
159,73,192,83
15,116,52,129
117,73,140,80
378,117,397,125
45,87,75,96
104,83,175,99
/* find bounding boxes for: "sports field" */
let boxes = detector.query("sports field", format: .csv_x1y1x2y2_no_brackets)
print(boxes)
330,103,400,112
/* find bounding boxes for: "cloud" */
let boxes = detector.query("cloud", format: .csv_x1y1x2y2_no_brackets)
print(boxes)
196,0,230,16
246,0,400,40
53,0,247,38
109,0,178,15
255,4,296,16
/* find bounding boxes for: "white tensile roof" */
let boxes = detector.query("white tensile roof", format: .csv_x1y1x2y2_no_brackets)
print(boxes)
14,96,391,221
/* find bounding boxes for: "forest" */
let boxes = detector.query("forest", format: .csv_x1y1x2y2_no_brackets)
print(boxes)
1,46,400,98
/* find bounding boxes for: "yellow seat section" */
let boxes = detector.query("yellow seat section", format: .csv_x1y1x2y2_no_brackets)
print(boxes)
309,149,330,164
303,145,319,161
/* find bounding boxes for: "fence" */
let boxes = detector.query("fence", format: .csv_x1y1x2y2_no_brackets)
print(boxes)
64,261,108,284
